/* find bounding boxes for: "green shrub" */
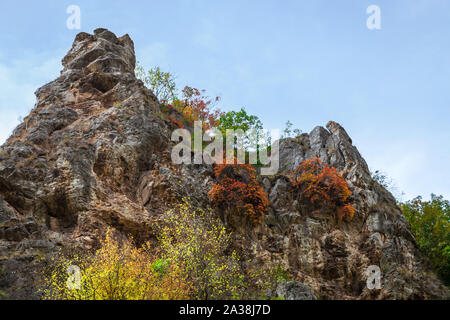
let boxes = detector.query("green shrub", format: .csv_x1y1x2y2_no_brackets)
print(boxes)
217,108,264,151
151,258,169,276
271,264,292,282
136,63,177,102
281,120,301,139
401,194,450,285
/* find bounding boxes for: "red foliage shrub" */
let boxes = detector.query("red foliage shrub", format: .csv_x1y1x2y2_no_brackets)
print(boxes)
337,204,355,221
181,86,223,130
169,115,183,128
290,157,354,220
165,86,223,130
209,161,269,223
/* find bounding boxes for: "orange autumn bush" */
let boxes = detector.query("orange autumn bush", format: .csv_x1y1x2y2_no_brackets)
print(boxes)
180,86,223,130
165,86,223,130
209,161,269,223
337,204,355,221
169,114,184,128
290,158,354,220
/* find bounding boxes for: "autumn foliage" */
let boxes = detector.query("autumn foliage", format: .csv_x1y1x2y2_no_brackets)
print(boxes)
157,201,248,299
40,229,190,300
290,158,354,220
164,86,223,130
136,64,223,130
41,201,269,300
168,114,184,128
209,162,269,223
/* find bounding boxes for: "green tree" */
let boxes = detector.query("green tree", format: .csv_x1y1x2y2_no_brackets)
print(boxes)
217,108,268,157
401,194,450,285
281,120,302,139
218,108,263,133
136,63,177,102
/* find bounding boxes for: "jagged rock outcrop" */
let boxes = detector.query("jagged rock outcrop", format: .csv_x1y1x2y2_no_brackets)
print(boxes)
252,123,448,299
0,28,208,299
0,28,447,300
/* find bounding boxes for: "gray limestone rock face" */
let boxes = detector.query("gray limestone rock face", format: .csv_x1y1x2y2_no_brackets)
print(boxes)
0,28,447,300
260,121,448,299
274,281,317,300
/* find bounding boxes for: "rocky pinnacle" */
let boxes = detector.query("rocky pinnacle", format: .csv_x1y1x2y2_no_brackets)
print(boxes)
0,29,447,300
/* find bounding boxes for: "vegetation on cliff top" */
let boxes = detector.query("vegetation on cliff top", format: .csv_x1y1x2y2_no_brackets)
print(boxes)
136,63,223,130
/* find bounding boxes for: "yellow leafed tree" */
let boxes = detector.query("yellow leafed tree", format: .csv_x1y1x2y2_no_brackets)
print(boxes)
40,229,190,300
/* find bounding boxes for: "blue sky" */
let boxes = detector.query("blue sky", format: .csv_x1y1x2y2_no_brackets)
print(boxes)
0,0,449,200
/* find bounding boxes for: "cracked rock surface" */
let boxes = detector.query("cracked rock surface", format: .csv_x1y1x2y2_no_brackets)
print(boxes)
0,28,447,299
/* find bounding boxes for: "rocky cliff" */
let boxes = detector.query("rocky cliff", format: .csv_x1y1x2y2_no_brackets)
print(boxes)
0,28,447,300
